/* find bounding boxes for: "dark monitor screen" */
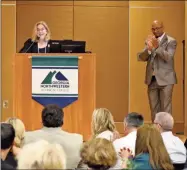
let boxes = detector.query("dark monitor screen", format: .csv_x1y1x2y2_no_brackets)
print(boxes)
49,40,62,53
60,40,86,53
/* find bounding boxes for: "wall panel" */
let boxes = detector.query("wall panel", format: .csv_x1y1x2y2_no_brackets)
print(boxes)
74,1,128,7
74,5,129,123
1,1,16,120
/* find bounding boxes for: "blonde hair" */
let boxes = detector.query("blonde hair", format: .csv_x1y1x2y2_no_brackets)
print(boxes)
17,140,66,169
6,117,25,148
32,21,51,42
135,124,173,170
80,138,117,170
91,108,116,138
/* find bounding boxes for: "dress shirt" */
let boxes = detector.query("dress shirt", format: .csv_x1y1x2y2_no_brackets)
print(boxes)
112,131,137,169
161,131,187,163
148,32,166,76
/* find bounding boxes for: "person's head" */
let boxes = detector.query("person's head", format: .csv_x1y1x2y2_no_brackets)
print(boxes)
17,140,66,169
1,123,15,151
80,138,117,170
6,117,25,147
124,112,144,135
154,112,174,132
151,20,164,38
135,124,173,170
91,108,116,137
32,21,51,42
42,104,64,128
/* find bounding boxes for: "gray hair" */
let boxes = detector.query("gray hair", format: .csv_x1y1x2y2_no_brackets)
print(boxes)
124,112,144,128
154,112,174,131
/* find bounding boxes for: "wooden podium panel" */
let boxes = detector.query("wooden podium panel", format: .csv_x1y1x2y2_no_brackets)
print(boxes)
13,53,96,140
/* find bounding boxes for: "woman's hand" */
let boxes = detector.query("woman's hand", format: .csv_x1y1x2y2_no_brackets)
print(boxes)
119,147,133,159
119,147,133,169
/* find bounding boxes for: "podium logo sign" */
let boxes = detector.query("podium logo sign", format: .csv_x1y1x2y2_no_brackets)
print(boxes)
32,56,78,108
40,71,70,91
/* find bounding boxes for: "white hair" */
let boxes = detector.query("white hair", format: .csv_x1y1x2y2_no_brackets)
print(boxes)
17,140,66,169
154,112,174,131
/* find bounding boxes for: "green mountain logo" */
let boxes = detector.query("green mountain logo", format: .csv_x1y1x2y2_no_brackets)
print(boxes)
41,71,68,85
41,71,57,84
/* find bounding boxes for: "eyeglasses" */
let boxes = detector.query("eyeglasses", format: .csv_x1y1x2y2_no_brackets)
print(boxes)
37,28,46,32
153,122,162,128
151,27,162,31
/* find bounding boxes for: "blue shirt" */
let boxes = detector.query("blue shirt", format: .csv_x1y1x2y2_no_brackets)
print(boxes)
132,153,153,170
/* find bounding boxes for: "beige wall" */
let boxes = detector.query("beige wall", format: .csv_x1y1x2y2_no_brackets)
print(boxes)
73,1,129,123
1,1,16,120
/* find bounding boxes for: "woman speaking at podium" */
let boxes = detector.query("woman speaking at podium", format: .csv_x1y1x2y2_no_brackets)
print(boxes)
19,21,51,53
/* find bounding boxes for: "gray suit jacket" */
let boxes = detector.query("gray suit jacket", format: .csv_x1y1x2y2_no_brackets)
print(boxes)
137,34,177,86
23,127,83,169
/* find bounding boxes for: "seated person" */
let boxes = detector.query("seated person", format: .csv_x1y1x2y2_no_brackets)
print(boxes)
112,112,144,169
5,118,25,168
23,104,83,169
91,108,120,140
1,123,16,170
154,112,186,169
17,140,66,169
80,138,117,170
19,21,51,53
119,124,174,170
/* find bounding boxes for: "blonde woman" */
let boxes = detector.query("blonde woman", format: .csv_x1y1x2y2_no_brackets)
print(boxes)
91,108,120,141
119,124,174,170
80,138,117,170
19,21,51,53
5,117,25,168
17,140,66,169
6,117,25,148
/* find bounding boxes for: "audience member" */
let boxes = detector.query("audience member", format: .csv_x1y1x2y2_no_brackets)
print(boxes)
91,108,119,140
154,112,186,169
80,138,117,170
1,123,16,170
112,112,144,168
5,117,25,167
24,104,83,169
6,117,25,148
119,124,174,170
17,140,66,169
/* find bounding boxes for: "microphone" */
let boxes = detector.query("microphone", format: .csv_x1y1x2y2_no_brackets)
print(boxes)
24,40,35,53
23,37,40,53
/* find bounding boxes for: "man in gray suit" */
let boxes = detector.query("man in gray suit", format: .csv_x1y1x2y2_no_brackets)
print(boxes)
23,104,83,169
137,20,177,121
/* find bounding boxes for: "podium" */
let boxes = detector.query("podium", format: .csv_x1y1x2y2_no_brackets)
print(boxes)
13,53,96,140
